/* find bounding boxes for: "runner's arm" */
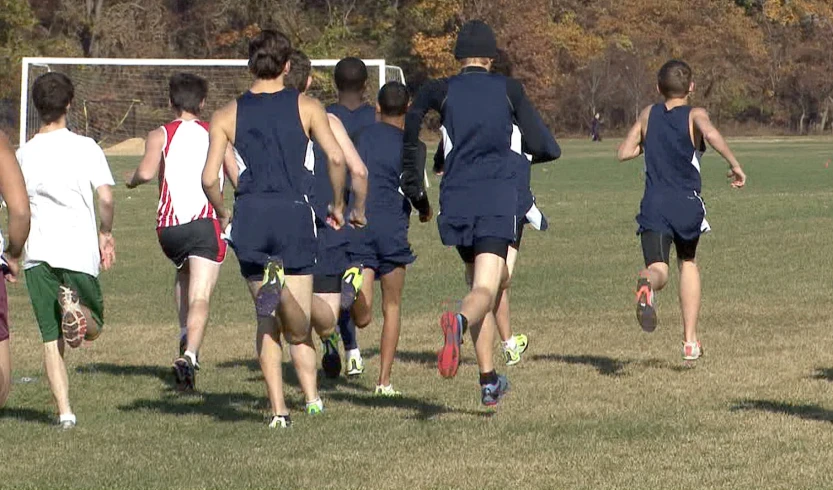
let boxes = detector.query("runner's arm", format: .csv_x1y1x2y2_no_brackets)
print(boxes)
0,131,29,260
617,107,649,162
203,103,235,220
126,128,164,188
691,108,741,170
304,96,347,221
222,144,238,190
507,78,560,163
402,78,446,214
328,114,367,217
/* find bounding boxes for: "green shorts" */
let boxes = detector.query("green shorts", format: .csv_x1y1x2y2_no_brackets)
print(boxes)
25,263,104,343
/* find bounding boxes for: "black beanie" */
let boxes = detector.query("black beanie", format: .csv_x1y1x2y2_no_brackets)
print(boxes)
454,20,497,60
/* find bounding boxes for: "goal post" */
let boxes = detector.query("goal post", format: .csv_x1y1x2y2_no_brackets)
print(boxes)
19,57,428,187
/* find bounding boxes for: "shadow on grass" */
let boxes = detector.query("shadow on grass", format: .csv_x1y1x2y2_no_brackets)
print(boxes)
360,348,438,366
0,407,53,425
326,391,493,421
218,357,366,391
119,391,266,422
76,362,175,388
811,368,833,381
731,399,833,423
531,354,690,376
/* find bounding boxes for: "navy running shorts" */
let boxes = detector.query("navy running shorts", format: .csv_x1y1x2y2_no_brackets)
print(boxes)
437,214,516,248
312,221,350,278
349,216,415,276
231,195,317,279
637,191,710,242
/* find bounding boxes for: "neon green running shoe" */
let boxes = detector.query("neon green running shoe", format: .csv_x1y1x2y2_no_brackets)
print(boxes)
374,384,402,397
340,265,364,309
503,334,529,366
305,398,324,415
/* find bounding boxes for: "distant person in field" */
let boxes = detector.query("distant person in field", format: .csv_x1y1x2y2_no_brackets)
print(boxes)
349,81,419,396
282,49,369,382
126,73,237,391
617,59,746,360
329,56,378,377
433,48,558,367
16,72,116,429
202,30,347,429
402,20,560,406
0,130,31,408
591,113,602,142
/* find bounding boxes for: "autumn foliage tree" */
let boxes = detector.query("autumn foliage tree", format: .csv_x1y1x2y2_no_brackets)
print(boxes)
3,0,833,143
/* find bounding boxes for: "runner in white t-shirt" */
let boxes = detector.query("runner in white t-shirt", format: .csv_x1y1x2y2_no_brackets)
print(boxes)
15,72,116,429
126,73,237,392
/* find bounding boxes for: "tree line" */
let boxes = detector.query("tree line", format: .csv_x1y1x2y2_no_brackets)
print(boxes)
3,0,833,142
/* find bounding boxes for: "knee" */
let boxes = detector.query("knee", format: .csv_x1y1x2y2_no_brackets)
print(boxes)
285,321,312,345
354,312,372,329
500,275,512,291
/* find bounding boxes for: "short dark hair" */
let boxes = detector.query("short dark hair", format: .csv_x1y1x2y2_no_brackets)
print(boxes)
378,81,409,117
248,30,292,79
284,49,312,93
657,59,693,99
32,72,74,125
334,57,368,93
169,73,208,116
491,49,513,77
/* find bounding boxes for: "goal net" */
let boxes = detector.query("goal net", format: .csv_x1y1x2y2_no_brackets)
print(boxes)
19,58,406,147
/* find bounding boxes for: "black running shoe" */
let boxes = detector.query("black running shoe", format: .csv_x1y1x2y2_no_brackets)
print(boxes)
321,332,342,379
173,356,196,392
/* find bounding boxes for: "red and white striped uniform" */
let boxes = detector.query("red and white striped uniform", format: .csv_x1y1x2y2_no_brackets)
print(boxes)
157,119,223,229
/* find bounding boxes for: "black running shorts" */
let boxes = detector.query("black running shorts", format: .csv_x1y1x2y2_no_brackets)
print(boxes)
157,218,227,269
640,230,698,266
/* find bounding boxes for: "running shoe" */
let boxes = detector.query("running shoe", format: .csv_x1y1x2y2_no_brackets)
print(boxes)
268,414,292,429
635,277,657,333
305,398,324,415
321,332,342,379
683,341,703,361
503,334,529,366
374,384,402,397
438,312,464,378
58,414,77,431
58,285,87,348
481,375,510,407
340,265,364,310
173,356,196,392
346,352,364,376
256,257,285,317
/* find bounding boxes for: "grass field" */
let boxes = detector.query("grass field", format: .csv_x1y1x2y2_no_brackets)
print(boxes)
3,138,833,489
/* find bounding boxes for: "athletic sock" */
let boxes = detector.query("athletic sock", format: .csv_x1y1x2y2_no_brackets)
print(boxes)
59,413,77,424
184,350,198,366
305,397,323,411
458,314,469,337
179,327,187,340
346,348,361,360
338,309,359,351
503,336,517,351
479,371,498,386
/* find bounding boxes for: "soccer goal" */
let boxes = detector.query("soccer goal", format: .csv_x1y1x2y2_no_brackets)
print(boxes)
19,57,428,187
19,57,405,146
